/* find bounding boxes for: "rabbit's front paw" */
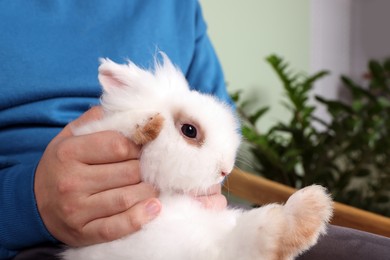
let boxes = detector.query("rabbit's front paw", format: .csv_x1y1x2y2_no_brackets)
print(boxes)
132,113,165,145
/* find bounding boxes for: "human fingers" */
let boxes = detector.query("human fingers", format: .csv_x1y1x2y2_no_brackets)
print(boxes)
81,160,141,193
76,198,162,246
79,183,159,222
56,130,141,164
36,138,157,246
192,184,227,210
196,193,227,211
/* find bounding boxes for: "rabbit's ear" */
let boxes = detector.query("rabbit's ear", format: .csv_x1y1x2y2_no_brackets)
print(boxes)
98,58,155,94
98,53,189,96
98,58,131,92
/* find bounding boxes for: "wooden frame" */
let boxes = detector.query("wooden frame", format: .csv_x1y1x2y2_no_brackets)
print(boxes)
223,168,390,238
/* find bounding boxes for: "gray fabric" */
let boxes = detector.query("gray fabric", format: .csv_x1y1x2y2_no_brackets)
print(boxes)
12,225,390,259
298,225,390,260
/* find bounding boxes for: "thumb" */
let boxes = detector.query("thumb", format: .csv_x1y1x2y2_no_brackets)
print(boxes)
59,106,104,138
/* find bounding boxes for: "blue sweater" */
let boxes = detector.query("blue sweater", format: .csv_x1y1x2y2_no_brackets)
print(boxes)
0,1,231,258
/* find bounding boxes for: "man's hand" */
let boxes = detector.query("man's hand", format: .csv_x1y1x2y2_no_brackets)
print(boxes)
193,184,227,211
34,107,161,246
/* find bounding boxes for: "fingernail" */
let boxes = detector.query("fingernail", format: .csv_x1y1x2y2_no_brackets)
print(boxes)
145,199,161,216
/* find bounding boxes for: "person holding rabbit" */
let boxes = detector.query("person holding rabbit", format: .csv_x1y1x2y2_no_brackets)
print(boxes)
1,1,389,260
0,1,229,259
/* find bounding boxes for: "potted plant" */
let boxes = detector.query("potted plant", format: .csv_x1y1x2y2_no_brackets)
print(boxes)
227,55,390,236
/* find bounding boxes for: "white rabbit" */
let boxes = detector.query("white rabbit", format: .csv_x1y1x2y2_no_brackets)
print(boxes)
63,53,333,260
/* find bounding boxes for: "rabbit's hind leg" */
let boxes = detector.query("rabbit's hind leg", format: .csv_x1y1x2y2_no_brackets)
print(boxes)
219,185,332,260
277,185,333,259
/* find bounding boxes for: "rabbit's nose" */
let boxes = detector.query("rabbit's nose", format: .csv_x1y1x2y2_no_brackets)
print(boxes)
221,171,228,177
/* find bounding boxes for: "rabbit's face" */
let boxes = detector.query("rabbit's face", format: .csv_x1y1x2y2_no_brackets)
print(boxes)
96,53,241,194
140,92,241,194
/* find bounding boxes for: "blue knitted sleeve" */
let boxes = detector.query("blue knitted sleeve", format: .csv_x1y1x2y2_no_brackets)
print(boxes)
185,2,234,107
0,159,57,259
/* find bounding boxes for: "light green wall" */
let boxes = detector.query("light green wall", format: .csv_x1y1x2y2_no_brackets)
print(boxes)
200,0,310,131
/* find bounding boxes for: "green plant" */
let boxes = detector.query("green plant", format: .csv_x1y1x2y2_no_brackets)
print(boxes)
234,55,390,216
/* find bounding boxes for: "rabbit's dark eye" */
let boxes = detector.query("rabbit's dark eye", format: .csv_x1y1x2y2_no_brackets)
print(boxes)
181,124,197,138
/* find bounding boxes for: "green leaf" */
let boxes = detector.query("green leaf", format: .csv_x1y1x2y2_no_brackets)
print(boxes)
369,60,385,80
315,96,354,114
266,55,295,90
241,125,259,142
378,97,390,108
248,107,270,125
302,70,329,92
341,76,375,101
230,90,242,103
351,100,364,112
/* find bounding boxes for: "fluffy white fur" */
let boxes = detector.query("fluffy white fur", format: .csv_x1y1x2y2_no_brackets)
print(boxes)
64,53,333,260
